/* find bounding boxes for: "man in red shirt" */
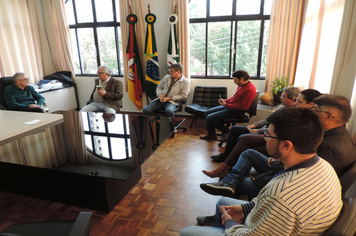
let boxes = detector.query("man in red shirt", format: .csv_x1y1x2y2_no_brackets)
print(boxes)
201,70,256,141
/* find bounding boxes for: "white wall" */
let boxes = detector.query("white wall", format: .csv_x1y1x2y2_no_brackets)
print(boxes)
75,0,266,114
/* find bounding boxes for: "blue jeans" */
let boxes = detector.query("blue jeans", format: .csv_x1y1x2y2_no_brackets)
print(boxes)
205,106,240,136
221,149,270,192
233,177,263,198
142,99,177,117
180,197,248,236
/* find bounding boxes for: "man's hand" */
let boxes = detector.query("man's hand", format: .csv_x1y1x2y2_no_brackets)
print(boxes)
161,97,171,103
247,125,257,133
268,157,279,166
29,104,40,108
219,99,226,106
220,205,245,225
97,88,106,96
158,94,166,102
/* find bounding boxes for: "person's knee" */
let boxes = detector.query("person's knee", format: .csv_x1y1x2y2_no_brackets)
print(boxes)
180,226,192,236
142,106,151,115
217,197,231,207
165,110,174,117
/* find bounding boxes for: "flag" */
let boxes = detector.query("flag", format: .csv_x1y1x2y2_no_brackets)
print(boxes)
144,13,160,99
167,14,179,73
126,14,144,110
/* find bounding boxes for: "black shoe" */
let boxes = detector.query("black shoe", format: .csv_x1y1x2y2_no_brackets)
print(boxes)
200,135,217,141
211,153,226,162
218,132,229,142
196,216,215,226
200,182,235,197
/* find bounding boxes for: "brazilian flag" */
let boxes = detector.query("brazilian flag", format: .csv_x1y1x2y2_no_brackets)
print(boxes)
144,13,160,99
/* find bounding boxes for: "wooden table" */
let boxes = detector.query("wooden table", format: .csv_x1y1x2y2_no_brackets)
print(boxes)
0,110,64,146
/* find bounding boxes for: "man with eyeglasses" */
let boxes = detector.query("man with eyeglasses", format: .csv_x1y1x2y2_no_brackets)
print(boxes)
81,66,123,115
200,95,355,199
182,108,342,236
4,72,45,113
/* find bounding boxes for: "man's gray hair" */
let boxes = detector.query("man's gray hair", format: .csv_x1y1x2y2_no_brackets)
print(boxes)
283,87,301,100
13,72,26,82
99,66,111,75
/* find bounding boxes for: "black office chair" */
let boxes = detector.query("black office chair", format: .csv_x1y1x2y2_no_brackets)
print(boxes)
218,91,259,146
0,76,14,109
323,197,356,236
155,98,187,137
185,86,227,128
0,212,92,236
339,159,356,198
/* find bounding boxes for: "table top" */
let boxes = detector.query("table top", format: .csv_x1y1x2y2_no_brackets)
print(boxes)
0,110,64,146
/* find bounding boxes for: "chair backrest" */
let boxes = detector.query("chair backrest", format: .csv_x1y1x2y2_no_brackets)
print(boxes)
323,197,356,236
191,86,227,107
339,159,356,197
0,77,14,109
0,212,92,236
248,90,259,117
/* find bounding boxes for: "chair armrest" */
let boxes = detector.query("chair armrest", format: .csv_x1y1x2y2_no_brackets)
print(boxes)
68,212,92,236
176,98,186,105
323,197,356,235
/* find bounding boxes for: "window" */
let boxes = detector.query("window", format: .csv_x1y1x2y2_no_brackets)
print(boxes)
82,112,132,160
65,0,124,76
189,0,272,79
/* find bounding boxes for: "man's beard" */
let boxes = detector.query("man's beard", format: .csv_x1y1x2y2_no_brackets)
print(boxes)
268,140,281,159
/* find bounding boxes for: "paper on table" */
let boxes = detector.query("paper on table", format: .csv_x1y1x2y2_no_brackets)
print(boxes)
24,119,42,125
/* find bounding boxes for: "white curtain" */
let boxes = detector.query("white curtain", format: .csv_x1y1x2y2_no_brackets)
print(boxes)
264,0,306,92
332,0,356,135
0,0,41,81
170,0,190,79
0,0,74,82
293,0,345,93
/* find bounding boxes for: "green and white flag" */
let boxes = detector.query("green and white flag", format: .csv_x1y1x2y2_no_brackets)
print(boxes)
167,14,179,73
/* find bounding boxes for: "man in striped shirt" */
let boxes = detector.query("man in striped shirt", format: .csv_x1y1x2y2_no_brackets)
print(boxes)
181,108,342,236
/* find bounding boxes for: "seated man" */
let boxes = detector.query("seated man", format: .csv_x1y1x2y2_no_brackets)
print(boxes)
203,87,301,178
81,66,123,114
4,72,45,113
142,63,190,117
181,108,342,236
200,70,256,141
200,94,355,198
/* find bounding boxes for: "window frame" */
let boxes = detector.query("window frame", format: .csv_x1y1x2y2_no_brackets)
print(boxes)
66,0,124,77
83,113,132,161
189,0,270,80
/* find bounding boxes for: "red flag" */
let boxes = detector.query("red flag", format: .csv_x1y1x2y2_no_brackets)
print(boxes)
126,14,144,110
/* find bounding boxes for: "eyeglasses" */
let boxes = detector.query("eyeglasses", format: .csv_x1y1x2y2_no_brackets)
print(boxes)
264,131,279,140
19,79,29,81
97,72,105,74
312,107,334,118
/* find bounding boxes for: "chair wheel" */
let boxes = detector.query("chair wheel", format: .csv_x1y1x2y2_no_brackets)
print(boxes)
183,128,187,132
218,142,222,147
171,133,175,138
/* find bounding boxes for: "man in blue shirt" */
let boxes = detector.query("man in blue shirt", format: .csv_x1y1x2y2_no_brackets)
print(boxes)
4,72,45,113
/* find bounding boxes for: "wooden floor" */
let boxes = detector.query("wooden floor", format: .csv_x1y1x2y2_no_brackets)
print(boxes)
0,117,227,235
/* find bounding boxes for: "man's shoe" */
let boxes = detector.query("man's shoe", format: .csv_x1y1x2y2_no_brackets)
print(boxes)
200,182,235,197
200,135,217,141
196,216,215,226
211,153,226,162
218,132,229,142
